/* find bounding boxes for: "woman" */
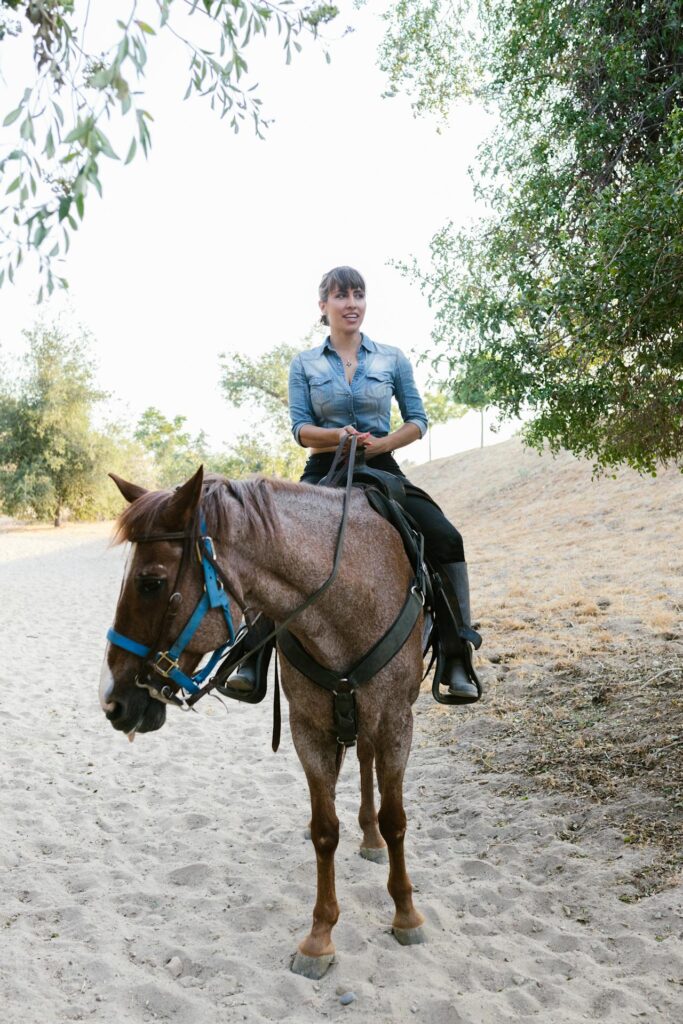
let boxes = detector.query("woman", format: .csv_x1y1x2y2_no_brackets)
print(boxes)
224,266,479,703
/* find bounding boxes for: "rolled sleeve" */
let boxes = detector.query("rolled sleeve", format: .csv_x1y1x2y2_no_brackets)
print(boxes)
395,351,428,437
288,355,315,446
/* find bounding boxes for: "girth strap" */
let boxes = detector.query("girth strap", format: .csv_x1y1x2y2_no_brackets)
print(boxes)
277,580,424,746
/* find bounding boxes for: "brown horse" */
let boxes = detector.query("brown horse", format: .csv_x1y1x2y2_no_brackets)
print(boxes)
99,466,426,978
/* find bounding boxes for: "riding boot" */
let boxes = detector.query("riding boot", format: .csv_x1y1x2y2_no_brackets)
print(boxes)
441,562,481,704
216,615,273,696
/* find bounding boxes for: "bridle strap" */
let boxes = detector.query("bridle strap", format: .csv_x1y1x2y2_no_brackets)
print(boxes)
107,518,238,700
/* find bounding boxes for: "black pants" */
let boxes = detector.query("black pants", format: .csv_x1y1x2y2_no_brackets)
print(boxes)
300,452,465,564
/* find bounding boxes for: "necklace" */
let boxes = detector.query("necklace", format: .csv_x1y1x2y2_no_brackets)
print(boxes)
345,359,352,367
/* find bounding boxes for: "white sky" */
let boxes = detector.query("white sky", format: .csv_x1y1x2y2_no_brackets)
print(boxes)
0,0,518,463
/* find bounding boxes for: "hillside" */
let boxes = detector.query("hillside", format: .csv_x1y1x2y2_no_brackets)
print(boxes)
411,437,683,894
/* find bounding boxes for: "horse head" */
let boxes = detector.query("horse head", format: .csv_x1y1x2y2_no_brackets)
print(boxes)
99,466,237,738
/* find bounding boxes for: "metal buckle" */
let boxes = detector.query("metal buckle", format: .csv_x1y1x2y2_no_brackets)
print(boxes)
411,583,426,607
153,651,180,677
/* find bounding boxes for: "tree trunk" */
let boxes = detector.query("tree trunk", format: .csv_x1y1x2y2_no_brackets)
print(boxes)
54,504,62,528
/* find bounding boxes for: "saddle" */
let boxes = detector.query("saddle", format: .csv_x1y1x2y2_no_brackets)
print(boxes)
344,466,482,706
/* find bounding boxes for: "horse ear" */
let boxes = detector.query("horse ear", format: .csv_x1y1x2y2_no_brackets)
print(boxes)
166,465,204,526
109,473,149,504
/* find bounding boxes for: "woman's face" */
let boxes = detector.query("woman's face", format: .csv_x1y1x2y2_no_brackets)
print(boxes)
320,282,366,336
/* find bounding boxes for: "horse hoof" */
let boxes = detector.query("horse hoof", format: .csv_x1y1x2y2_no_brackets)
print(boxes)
291,951,335,980
392,925,427,946
360,846,388,863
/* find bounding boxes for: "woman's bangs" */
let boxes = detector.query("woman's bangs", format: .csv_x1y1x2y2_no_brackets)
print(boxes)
327,266,365,295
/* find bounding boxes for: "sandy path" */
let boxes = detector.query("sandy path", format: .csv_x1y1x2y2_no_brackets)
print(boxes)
1,523,681,1023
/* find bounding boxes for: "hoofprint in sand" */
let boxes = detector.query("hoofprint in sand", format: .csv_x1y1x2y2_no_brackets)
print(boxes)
1,446,681,1024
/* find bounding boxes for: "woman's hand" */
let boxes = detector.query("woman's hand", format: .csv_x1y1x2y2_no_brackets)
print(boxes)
363,434,390,457
338,425,372,445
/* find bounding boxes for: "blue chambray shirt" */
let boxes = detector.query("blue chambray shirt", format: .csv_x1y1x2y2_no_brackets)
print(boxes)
289,334,428,446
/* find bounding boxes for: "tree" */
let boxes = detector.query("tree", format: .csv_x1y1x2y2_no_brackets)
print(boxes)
0,321,131,523
220,339,300,433
0,1,339,295
134,406,211,487
382,1,683,474
219,338,309,478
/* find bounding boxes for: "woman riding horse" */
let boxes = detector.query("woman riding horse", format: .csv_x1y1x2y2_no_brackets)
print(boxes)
227,265,480,702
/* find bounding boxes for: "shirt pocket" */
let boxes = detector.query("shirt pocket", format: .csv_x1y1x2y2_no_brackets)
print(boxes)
308,373,337,421
362,370,394,417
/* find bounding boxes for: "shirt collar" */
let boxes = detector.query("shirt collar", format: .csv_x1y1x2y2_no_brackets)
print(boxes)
322,333,375,354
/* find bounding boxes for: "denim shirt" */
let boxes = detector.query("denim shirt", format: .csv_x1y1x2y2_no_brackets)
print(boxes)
289,335,428,445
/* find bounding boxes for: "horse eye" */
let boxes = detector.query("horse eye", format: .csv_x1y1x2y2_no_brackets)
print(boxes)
135,576,166,595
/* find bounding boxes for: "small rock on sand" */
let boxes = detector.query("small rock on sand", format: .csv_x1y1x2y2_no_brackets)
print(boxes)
165,957,183,978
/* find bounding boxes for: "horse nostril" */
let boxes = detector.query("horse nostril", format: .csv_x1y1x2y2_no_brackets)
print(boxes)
104,702,121,722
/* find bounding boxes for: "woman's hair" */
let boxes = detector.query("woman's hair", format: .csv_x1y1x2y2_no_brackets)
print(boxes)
319,266,366,326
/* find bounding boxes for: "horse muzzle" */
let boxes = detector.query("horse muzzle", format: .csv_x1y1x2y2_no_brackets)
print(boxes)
100,659,166,735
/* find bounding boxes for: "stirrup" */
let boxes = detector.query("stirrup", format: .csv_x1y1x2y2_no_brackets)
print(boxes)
214,641,273,704
431,645,482,706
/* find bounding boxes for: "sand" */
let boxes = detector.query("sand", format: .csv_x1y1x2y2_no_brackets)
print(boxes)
1,443,682,1023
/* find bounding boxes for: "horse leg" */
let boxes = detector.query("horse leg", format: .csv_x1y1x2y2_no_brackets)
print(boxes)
376,720,426,945
357,737,387,863
304,744,345,840
291,730,341,979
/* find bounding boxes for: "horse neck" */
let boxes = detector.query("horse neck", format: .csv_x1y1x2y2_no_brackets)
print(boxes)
220,482,348,621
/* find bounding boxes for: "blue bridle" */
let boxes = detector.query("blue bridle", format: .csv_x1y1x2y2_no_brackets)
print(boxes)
106,519,239,703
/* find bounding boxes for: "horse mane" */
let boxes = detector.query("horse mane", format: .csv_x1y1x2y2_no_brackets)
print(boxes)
113,473,311,545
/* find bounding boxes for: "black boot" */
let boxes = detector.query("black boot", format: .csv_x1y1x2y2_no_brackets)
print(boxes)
441,562,480,704
215,616,273,701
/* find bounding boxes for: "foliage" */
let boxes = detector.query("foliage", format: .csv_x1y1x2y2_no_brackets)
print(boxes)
214,431,308,478
0,1,339,295
220,339,301,433
0,321,138,523
422,388,466,425
134,405,211,488
220,338,309,478
382,0,683,473
378,0,472,119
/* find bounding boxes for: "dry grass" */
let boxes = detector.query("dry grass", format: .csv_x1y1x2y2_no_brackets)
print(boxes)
412,438,683,896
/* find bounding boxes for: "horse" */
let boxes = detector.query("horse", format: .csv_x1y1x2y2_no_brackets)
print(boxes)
99,465,426,978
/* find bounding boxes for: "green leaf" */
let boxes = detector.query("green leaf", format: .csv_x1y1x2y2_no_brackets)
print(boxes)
135,20,156,35
45,129,55,159
116,36,129,65
124,137,137,165
58,196,72,222
19,116,35,143
5,176,21,195
88,69,113,89
64,122,90,145
3,105,23,128
94,129,119,160
76,194,85,220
